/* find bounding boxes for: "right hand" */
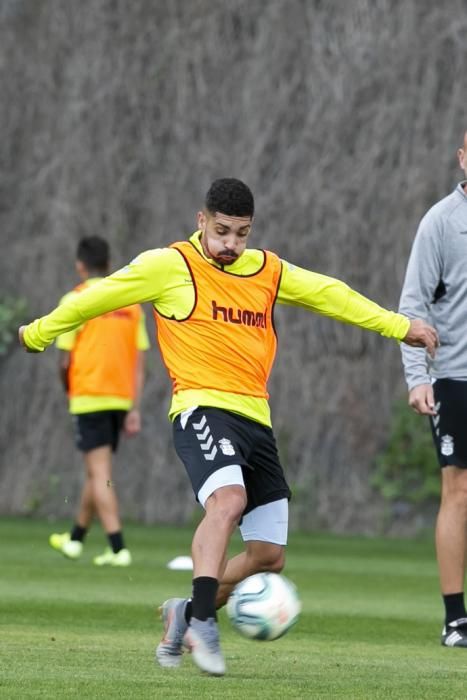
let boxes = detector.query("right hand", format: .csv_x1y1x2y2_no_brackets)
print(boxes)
124,408,141,436
18,325,40,353
408,383,436,416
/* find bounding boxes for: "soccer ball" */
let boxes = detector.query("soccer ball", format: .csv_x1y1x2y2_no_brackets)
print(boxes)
226,572,301,641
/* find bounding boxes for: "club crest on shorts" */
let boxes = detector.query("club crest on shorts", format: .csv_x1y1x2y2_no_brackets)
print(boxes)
441,434,454,456
218,438,235,456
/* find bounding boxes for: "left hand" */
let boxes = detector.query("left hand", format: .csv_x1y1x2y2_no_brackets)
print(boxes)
402,319,439,358
124,408,141,436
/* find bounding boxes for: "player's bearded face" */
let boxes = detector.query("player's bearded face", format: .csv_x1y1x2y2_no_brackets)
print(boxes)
198,211,252,265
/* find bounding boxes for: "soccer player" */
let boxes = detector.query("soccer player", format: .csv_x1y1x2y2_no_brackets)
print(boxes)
19,179,438,675
399,131,467,648
48,236,150,567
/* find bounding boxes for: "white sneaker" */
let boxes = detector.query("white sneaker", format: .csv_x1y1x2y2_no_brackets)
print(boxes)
93,548,132,567
49,532,83,560
155,598,189,668
184,617,226,676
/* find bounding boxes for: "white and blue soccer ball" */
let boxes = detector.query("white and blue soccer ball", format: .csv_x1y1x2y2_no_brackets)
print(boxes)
226,572,301,641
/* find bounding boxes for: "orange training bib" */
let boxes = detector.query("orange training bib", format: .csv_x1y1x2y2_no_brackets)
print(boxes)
68,283,142,400
155,241,282,398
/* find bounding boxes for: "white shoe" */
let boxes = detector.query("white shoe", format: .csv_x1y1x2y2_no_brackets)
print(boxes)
155,598,189,668
93,548,132,567
184,617,226,676
49,532,83,560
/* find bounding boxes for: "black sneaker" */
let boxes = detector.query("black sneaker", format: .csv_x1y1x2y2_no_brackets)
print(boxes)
441,617,467,647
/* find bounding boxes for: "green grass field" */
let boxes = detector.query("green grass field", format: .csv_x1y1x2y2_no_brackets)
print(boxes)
1,518,466,699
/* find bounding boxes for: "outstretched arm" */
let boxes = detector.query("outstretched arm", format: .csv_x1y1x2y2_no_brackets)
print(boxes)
18,248,174,352
277,260,438,356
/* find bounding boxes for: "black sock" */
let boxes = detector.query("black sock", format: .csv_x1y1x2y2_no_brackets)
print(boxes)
184,599,193,624
108,531,125,554
191,577,218,621
443,592,466,624
70,524,87,542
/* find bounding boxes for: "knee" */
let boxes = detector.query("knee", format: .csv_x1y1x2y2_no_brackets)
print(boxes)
267,551,285,574
249,543,285,574
206,486,247,527
444,486,467,510
442,475,467,508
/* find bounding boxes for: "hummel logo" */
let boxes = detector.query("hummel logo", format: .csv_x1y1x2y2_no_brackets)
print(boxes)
212,300,267,328
193,416,206,431
196,425,210,442
192,415,218,461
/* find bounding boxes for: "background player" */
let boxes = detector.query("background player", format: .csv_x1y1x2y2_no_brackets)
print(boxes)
49,236,150,567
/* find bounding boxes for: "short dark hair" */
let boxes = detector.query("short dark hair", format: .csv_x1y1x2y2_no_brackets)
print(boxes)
76,236,110,274
205,178,254,218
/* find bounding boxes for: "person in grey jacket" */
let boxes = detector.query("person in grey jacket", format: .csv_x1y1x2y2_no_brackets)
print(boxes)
399,131,467,648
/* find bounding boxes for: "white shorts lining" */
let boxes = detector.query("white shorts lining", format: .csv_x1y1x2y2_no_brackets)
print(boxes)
197,464,245,507
239,498,289,545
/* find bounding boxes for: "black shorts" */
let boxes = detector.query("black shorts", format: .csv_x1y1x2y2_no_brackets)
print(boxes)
72,410,127,453
173,407,291,514
430,378,467,468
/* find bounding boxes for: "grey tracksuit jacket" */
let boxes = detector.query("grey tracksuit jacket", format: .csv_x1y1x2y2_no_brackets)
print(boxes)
399,181,467,390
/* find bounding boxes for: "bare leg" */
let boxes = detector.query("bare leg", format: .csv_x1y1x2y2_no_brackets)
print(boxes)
192,485,247,578
83,446,121,533
75,476,95,529
436,466,467,593
216,540,285,608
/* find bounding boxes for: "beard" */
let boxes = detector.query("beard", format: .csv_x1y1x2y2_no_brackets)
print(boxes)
213,250,238,264
200,231,240,265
